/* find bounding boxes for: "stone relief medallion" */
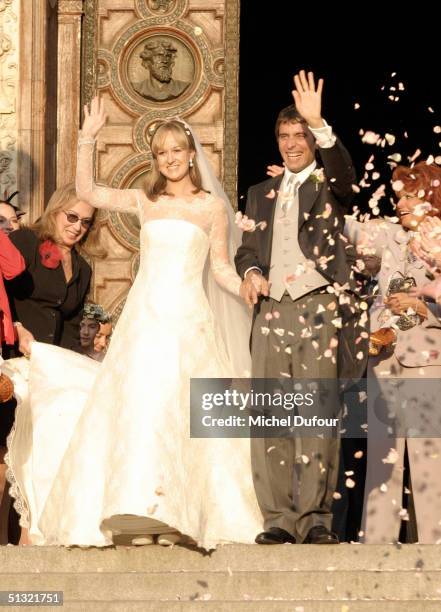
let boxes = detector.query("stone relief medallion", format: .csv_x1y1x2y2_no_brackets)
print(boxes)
110,20,213,117
127,33,196,105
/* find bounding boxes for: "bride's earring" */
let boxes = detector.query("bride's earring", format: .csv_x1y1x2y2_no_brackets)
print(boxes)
189,158,194,168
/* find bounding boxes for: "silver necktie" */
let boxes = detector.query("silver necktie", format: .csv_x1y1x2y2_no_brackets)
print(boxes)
281,175,298,215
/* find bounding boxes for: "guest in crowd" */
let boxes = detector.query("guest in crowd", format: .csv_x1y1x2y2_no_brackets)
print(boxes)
345,161,441,543
410,215,441,280
5,183,105,358
0,228,25,545
94,317,112,355
3,183,104,544
80,303,111,362
0,192,25,236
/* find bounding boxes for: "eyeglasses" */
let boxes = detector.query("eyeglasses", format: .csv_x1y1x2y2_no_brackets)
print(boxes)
63,210,93,229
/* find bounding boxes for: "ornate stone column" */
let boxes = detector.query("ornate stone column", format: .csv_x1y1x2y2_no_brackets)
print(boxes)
0,0,19,203
17,0,59,220
56,0,83,187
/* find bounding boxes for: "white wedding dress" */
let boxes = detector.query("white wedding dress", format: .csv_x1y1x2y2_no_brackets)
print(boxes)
5,138,262,549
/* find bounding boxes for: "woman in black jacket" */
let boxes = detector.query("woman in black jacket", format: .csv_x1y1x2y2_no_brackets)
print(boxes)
3,183,104,544
6,183,104,357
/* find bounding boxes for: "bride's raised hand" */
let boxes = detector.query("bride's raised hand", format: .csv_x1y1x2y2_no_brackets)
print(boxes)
81,96,107,139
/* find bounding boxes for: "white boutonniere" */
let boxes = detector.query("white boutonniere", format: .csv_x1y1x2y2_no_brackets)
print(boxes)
309,168,325,191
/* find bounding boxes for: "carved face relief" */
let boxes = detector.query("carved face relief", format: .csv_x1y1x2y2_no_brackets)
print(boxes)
129,35,194,103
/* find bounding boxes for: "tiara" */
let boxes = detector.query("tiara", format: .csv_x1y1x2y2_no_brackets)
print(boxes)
146,119,192,145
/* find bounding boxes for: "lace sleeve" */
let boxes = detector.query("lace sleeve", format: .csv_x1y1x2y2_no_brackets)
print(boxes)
76,135,142,213
209,197,241,296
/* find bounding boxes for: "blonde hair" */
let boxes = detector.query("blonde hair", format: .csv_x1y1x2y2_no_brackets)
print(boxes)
30,183,106,259
144,121,206,201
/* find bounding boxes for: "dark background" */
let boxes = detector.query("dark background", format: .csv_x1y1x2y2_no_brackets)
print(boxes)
238,7,439,214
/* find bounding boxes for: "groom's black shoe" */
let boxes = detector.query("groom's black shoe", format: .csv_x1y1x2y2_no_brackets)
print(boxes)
255,527,296,545
303,525,339,544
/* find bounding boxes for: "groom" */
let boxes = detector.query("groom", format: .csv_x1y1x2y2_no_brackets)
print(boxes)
235,70,365,545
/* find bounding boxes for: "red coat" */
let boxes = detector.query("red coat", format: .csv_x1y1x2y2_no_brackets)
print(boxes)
0,231,25,345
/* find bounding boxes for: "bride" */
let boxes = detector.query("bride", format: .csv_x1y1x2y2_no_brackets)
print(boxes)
5,98,262,549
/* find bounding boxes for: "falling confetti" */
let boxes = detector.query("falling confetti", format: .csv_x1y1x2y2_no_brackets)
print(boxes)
362,131,381,145
399,508,409,521
409,149,422,163
322,203,333,219
382,448,399,464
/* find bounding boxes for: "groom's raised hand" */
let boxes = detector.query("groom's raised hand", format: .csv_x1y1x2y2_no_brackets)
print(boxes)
292,70,324,129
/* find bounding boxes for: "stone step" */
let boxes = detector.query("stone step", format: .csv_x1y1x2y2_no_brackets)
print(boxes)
0,543,439,573
0,570,440,602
